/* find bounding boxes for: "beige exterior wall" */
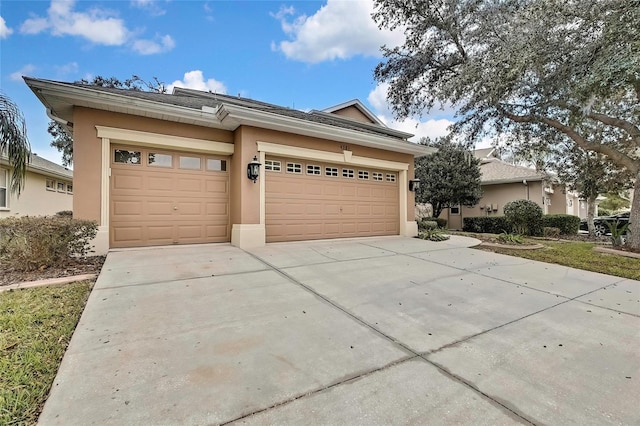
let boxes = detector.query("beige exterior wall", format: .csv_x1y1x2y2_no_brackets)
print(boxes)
73,107,234,225
0,168,72,218
330,106,374,124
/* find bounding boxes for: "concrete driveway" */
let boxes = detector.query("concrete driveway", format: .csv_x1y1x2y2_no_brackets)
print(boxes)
39,236,639,425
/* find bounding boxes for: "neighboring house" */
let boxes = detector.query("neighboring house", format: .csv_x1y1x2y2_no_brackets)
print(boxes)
0,153,73,218
25,78,432,254
441,149,582,229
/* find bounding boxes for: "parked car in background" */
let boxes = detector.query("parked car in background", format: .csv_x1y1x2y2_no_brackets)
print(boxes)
579,211,630,236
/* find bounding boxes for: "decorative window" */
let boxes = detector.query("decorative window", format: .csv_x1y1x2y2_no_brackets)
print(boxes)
325,167,338,177
286,162,302,174
207,159,227,171
114,149,141,164
179,156,201,170
0,168,7,208
450,204,460,215
372,172,383,181
358,170,369,180
67,184,73,194
342,169,354,178
306,164,321,175
386,173,396,182
46,179,56,191
264,160,281,172
57,182,65,192
148,153,172,168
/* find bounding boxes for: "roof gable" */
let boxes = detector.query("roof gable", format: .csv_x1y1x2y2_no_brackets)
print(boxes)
480,158,547,184
319,99,385,126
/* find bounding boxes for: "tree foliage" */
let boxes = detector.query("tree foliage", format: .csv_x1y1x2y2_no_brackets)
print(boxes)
49,76,166,166
0,92,31,194
373,0,640,249
415,138,482,218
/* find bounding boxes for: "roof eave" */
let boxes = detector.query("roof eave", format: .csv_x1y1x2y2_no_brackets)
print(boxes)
212,104,434,157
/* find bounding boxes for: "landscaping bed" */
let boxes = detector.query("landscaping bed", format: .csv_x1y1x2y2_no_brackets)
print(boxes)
0,256,105,287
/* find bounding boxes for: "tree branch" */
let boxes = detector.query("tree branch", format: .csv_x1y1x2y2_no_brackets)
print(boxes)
500,109,639,174
586,111,640,145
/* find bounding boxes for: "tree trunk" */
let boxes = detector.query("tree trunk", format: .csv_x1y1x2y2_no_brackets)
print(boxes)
586,197,597,236
627,173,640,251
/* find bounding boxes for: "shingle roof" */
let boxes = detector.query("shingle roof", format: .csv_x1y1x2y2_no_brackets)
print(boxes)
29,154,73,179
1,153,72,179
480,158,546,184
70,83,411,140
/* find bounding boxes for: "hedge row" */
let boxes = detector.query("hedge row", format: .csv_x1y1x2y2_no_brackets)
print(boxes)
463,214,579,235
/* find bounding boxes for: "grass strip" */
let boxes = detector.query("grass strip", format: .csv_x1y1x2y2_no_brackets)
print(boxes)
0,281,93,425
477,241,640,281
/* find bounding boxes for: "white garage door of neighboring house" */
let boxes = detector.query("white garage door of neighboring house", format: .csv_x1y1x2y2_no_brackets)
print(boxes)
110,146,229,248
265,157,399,242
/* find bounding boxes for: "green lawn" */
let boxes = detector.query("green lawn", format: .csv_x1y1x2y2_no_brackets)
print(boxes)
476,241,640,281
0,281,93,425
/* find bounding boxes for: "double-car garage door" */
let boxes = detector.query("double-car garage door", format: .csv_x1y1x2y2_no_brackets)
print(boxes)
265,157,399,242
109,148,400,247
110,146,229,248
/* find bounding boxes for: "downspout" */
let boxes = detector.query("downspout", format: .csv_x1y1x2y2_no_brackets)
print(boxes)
46,108,72,129
523,179,529,200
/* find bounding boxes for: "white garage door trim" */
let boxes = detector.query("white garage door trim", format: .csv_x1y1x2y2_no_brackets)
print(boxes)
256,141,414,238
94,126,234,252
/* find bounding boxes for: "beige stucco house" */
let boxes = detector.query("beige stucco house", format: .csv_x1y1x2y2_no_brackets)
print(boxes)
441,149,581,229
25,78,432,254
0,153,73,218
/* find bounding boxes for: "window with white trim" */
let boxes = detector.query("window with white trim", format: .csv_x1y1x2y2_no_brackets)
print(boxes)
148,152,172,168
46,179,56,191
358,170,369,180
114,149,141,164
286,162,302,174
386,173,396,183
342,169,354,178
67,184,73,194
57,182,65,192
325,167,338,177
372,172,383,181
265,160,281,172
0,168,7,208
306,164,321,175
206,159,227,171
179,156,201,170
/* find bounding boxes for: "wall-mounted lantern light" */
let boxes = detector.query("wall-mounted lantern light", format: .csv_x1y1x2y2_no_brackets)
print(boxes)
247,156,261,183
409,178,420,192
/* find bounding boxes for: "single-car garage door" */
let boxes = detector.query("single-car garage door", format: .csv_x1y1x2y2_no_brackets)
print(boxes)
110,146,229,248
265,157,399,242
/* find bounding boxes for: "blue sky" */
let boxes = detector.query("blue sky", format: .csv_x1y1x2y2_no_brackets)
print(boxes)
1,0,462,165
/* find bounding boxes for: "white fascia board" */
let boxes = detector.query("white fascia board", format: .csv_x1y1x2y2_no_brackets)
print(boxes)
482,176,544,185
216,104,434,157
25,78,223,129
0,158,72,181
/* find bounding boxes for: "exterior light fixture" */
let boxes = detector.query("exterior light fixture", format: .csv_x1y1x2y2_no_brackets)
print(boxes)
247,156,261,183
409,178,420,192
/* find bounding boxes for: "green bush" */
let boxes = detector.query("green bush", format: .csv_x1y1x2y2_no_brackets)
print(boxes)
0,216,97,272
597,208,612,217
497,232,525,245
504,199,543,236
418,229,450,241
462,216,512,234
542,214,580,235
418,217,447,230
422,220,438,230
543,227,561,238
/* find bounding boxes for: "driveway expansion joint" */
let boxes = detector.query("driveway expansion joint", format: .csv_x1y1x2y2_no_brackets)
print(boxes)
244,249,538,425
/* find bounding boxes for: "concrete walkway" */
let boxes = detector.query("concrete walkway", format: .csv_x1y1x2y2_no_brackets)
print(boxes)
38,236,639,425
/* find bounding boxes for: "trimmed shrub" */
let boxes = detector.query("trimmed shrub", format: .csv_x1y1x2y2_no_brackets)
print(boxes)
463,216,512,234
55,210,73,217
543,227,561,238
542,214,580,235
504,200,543,236
422,220,438,231
418,217,447,231
0,216,97,272
597,208,612,217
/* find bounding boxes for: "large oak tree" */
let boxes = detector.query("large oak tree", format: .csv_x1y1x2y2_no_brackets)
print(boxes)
373,0,640,249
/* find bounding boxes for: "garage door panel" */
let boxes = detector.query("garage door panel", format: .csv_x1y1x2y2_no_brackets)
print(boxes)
111,147,229,248
266,157,399,242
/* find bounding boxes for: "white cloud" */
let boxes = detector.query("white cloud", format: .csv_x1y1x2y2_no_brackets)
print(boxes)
0,16,13,39
55,61,79,76
271,1,404,63
132,34,175,55
130,0,166,17
168,71,227,94
367,82,454,142
10,64,37,81
20,17,49,34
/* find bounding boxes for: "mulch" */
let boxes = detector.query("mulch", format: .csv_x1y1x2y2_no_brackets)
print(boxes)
0,256,106,287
